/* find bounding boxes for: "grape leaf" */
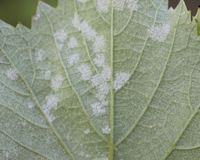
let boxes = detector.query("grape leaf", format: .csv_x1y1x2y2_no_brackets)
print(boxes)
0,0,200,159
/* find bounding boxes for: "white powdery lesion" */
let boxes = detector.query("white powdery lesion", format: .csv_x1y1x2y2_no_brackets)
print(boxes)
54,29,67,42
148,24,171,42
98,0,111,13
33,14,40,21
126,0,138,12
81,21,97,41
113,0,126,11
6,68,18,80
101,65,111,81
84,128,90,134
72,13,81,31
113,72,130,91
77,64,92,81
168,7,175,14
91,102,106,116
68,54,80,65
68,37,80,49
94,54,105,67
51,75,64,91
35,50,46,62
91,75,109,101
77,0,89,3
102,125,110,134
44,70,51,80
58,44,64,50
93,36,107,53
43,95,59,122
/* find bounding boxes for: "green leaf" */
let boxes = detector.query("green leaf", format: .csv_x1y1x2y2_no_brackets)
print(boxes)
0,0,200,159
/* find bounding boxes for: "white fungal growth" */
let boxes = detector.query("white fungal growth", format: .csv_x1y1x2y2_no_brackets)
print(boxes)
91,102,106,116
93,36,107,53
51,75,64,91
77,64,92,81
78,0,89,3
33,14,40,21
91,75,109,101
44,70,51,80
98,0,110,13
139,67,146,74
68,37,80,48
35,50,46,62
126,0,138,12
22,121,26,127
6,68,18,80
101,65,111,81
113,72,130,91
42,95,58,122
58,44,64,50
81,21,97,41
148,24,171,42
68,54,80,65
85,154,92,158
94,54,105,67
72,13,81,31
54,29,67,42
168,7,174,14
113,0,126,11
102,126,110,134
84,129,90,134
28,101,35,109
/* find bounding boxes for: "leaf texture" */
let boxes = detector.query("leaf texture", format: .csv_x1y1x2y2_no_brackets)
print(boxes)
0,0,200,159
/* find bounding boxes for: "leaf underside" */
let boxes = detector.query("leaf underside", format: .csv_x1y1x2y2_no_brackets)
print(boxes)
0,0,200,159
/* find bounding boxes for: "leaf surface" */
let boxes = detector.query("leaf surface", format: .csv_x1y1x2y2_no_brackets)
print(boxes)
0,0,200,159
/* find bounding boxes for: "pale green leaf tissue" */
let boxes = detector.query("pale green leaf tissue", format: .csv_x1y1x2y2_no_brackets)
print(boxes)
0,0,200,159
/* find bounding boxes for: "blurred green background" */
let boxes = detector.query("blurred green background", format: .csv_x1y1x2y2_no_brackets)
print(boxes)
0,0,199,29
0,0,57,28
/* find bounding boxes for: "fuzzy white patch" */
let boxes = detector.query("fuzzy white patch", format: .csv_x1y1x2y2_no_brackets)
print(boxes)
84,129,90,134
113,72,130,91
91,75,109,101
78,64,92,81
98,0,110,13
55,29,67,42
33,14,40,21
93,36,107,53
44,70,51,80
126,0,138,12
91,102,106,116
51,75,64,91
72,13,81,31
43,95,59,122
28,102,35,109
6,68,18,80
113,0,126,11
78,0,89,3
148,24,171,42
168,7,174,14
81,21,97,41
45,95,59,110
102,126,110,134
68,37,80,48
94,54,105,67
68,54,80,65
101,65,111,81
22,121,26,127
35,50,46,62
85,154,92,158
58,44,64,50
